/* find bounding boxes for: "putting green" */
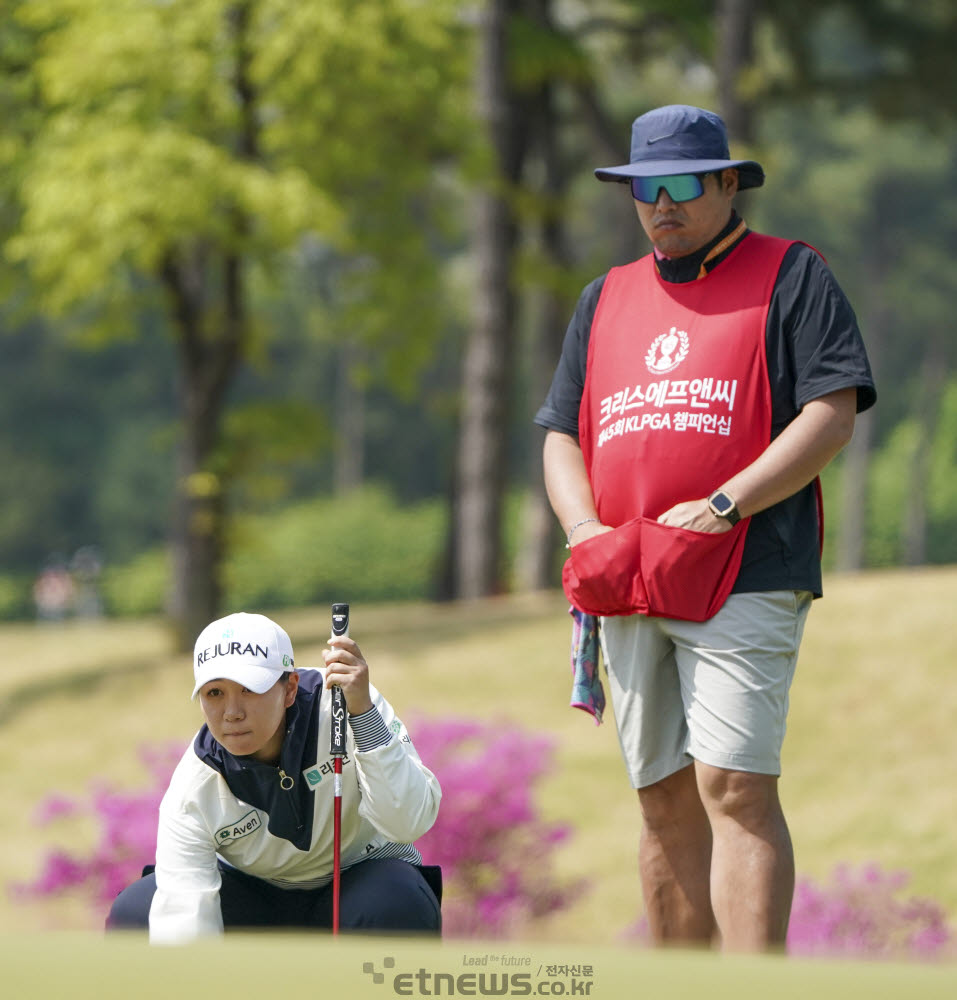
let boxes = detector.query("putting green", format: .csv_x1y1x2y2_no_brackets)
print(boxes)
2,933,954,999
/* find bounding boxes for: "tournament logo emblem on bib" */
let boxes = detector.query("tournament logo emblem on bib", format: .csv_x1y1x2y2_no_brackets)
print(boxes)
645,327,690,374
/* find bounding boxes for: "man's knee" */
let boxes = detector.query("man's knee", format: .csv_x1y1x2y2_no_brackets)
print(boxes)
696,764,781,826
637,765,707,833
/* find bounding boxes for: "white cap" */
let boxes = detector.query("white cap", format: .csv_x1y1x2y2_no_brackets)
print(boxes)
192,612,295,699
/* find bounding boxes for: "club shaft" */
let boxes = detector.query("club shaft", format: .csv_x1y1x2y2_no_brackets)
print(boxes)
332,765,342,935
330,603,349,936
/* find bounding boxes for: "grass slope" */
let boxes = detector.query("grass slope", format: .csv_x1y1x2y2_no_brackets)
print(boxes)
1,568,956,943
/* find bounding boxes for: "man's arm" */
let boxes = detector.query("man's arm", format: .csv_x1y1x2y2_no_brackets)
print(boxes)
657,387,857,532
542,430,612,546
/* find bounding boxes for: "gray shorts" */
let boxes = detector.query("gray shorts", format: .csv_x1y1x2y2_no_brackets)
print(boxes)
600,591,813,788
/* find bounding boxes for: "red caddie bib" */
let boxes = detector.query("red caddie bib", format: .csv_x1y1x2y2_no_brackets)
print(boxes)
563,232,795,621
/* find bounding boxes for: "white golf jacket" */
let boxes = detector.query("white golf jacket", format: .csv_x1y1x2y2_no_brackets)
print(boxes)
149,668,440,944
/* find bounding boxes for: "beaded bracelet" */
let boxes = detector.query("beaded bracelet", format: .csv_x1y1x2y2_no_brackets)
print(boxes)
565,517,600,548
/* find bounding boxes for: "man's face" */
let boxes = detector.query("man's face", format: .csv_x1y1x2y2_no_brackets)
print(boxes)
199,674,298,763
634,169,739,258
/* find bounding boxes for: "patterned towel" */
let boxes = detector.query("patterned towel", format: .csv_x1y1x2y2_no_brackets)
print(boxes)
569,606,604,725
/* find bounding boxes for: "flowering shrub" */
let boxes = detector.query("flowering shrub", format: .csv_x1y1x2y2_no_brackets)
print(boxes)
787,863,954,960
410,718,582,937
623,862,955,960
13,743,182,908
13,719,580,937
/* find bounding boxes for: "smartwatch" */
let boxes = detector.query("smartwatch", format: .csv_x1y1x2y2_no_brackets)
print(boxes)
708,489,741,526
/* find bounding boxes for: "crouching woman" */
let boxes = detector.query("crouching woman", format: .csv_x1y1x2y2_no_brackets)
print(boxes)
107,612,442,943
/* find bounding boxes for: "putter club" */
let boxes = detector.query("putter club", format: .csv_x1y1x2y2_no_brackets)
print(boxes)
330,602,349,935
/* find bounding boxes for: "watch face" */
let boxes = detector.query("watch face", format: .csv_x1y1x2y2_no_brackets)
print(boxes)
711,492,733,515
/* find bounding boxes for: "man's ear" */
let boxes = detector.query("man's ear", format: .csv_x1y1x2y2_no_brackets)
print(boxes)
723,168,740,197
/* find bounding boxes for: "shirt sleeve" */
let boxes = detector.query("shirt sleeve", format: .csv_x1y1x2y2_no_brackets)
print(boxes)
149,778,223,944
534,274,607,436
767,244,877,431
348,687,441,844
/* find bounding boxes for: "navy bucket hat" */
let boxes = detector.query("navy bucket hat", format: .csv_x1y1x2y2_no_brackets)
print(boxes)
594,105,765,190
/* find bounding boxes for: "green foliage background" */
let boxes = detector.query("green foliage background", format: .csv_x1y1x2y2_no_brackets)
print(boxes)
3,0,957,618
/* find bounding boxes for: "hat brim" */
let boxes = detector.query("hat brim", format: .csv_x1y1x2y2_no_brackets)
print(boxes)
595,159,765,190
191,662,285,700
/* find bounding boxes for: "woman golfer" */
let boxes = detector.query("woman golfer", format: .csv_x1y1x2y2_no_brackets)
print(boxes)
107,612,442,942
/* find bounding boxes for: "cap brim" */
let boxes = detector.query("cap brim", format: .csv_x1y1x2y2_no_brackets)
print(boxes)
191,662,284,700
595,159,765,190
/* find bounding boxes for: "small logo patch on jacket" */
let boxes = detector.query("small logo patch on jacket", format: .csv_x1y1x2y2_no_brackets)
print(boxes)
216,809,262,843
302,755,352,791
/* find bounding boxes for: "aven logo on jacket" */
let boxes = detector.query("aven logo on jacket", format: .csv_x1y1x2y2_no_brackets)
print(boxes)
216,809,263,843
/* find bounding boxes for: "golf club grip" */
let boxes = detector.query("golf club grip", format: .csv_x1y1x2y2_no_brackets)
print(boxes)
330,603,349,757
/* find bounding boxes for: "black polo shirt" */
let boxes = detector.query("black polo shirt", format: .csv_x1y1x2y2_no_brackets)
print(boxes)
534,214,877,597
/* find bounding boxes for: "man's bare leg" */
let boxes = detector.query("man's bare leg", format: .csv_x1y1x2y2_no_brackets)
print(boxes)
696,762,794,951
637,764,716,945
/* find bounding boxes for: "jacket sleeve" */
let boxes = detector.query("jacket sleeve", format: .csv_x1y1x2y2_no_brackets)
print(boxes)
348,686,441,843
149,781,223,944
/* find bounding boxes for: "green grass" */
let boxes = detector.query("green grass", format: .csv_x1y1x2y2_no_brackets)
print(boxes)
2,569,957,944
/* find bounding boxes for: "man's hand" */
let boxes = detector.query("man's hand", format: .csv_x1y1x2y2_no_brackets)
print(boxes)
322,637,374,716
656,498,732,533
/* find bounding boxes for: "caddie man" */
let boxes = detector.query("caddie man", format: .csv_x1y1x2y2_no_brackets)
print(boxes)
535,104,876,951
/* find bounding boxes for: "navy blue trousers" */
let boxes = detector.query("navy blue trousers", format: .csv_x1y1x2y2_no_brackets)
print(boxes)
107,859,441,934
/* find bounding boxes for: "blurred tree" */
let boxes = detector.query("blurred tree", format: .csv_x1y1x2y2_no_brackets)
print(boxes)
763,0,957,123
8,0,464,645
5,0,957,620
511,1,604,591
455,0,526,599
512,0,580,592
455,0,712,598
751,0,957,568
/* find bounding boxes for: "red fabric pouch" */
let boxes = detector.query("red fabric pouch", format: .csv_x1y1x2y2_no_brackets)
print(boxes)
562,517,748,622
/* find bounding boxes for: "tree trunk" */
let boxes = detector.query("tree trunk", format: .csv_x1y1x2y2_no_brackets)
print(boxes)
715,0,757,217
516,0,570,591
334,342,366,494
835,408,874,571
836,271,884,571
902,344,947,565
166,2,257,649
716,0,756,143
455,0,526,598
518,260,567,591
835,187,889,571
168,414,225,653
164,248,244,650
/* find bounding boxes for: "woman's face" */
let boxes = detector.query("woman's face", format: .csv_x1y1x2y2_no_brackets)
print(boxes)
198,674,298,763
